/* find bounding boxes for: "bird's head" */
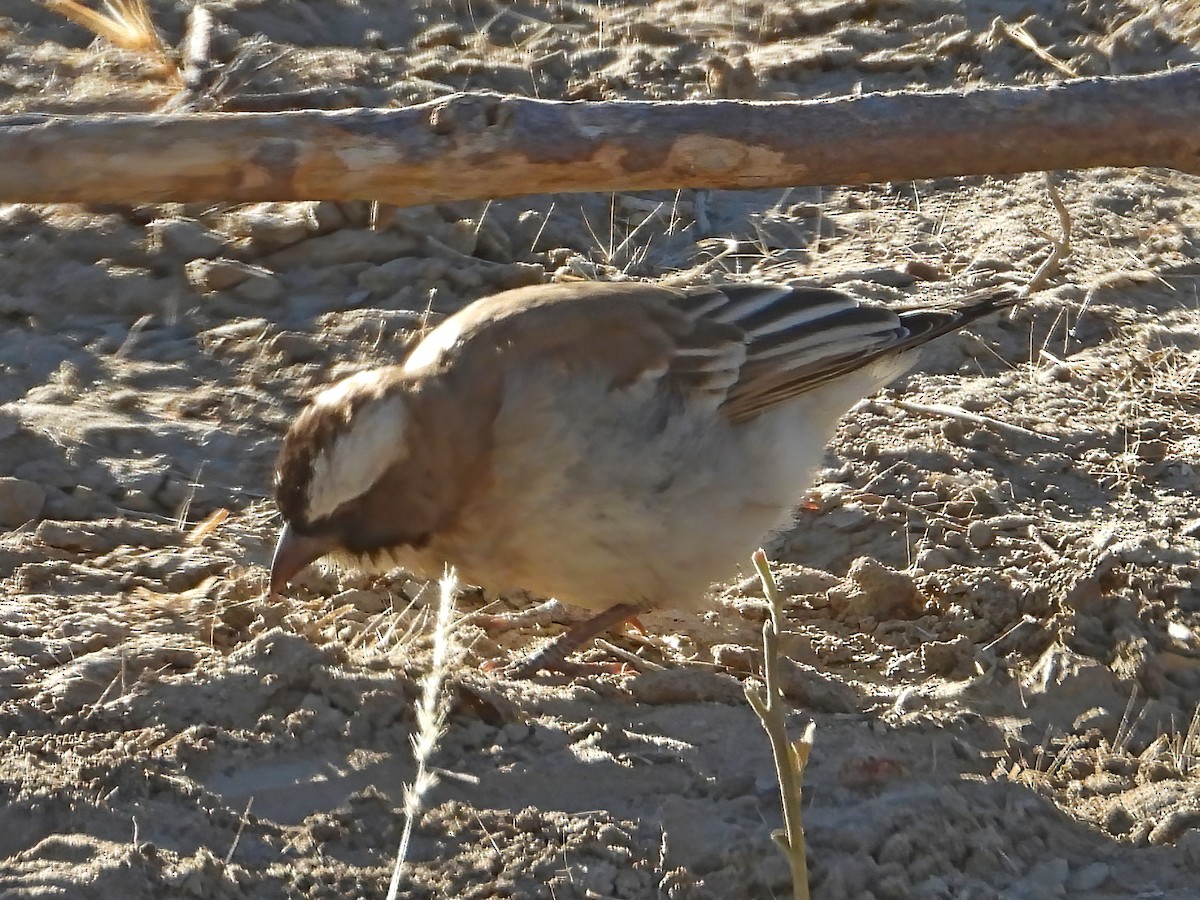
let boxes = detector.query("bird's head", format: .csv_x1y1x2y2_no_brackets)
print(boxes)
270,366,425,593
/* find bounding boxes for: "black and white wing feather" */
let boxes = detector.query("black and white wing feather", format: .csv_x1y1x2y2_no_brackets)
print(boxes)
670,283,1017,422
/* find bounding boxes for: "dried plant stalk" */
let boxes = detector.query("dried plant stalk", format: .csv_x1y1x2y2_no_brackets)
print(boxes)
44,0,177,78
745,549,814,900
387,569,460,900
1023,171,1073,297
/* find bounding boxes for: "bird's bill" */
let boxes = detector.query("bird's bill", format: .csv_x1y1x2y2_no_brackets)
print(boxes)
270,524,335,593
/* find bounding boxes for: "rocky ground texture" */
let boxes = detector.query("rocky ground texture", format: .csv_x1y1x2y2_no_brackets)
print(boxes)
3,0,1200,897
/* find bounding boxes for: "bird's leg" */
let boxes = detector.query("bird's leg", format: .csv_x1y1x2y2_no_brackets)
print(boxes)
466,598,575,635
492,601,646,679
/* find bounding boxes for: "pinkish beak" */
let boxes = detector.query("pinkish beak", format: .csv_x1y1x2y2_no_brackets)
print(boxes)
270,524,335,593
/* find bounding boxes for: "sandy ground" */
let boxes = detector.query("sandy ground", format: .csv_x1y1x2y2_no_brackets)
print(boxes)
3,0,1200,897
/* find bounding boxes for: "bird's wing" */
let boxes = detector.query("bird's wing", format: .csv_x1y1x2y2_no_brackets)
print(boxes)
412,280,1015,424
674,283,1018,423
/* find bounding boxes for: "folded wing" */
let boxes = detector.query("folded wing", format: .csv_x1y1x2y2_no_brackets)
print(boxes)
668,283,1017,423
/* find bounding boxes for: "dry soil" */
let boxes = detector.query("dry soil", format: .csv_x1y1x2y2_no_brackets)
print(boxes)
3,1,1200,898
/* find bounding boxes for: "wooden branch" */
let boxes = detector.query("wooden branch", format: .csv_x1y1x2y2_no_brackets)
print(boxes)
5,66,1200,206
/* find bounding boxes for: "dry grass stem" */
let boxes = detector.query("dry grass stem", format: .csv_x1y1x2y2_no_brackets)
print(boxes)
745,549,813,900
387,569,461,900
1113,687,1146,756
995,19,1079,78
224,797,254,866
1169,706,1200,776
44,0,176,76
890,398,1062,445
592,638,667,671
185,508,229,544
1023,172,1073,296
164,35,284,112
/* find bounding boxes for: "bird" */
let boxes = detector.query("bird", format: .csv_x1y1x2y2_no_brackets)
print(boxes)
269,279,1016,677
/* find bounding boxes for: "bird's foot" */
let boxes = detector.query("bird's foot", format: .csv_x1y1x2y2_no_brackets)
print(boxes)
484,601,644,679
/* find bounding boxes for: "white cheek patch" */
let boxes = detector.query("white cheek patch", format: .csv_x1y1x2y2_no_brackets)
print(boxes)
306,395,409,521
403,318,463,374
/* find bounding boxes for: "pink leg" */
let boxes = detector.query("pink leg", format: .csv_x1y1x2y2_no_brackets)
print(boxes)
491,602,645,679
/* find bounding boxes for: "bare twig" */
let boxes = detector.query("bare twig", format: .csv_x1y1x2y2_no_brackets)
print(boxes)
980,614,1039,655
185,507,228,544
8,68,1200,204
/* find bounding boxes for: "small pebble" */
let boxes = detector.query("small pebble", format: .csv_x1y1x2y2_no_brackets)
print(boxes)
35,519,174,552
903,259,946,281
920,637,969,675
13,459,75,489
150,217,226,260
222,204,315,251
42,486,112,520
831,557,920,621
914,547,952,572
1035,453,1072,474
263,230,420,268
330,588,387,615
357,257,433,295
185,257,264,293
311,200,350,233
490,262,547,291
825,504,869,530
118,489,158,513
1136,440,1170,463
0,477,45,528
967,520,994,549
414,22,465,48
1177,829,1200,867
232,269,285,304
268,331,325,363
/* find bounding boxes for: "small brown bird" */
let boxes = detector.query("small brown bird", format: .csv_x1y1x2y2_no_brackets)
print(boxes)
270,280,1015,676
